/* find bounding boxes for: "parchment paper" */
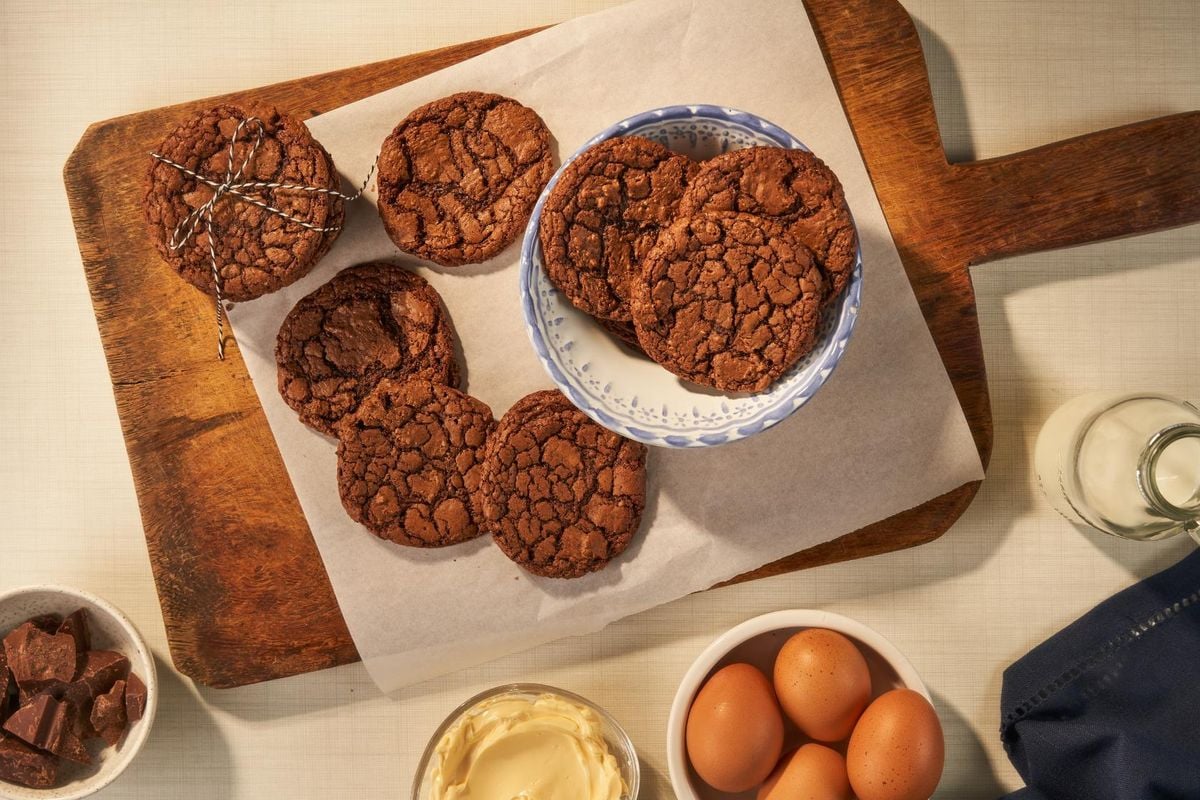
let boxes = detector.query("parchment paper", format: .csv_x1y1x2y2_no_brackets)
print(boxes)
228,0,985,693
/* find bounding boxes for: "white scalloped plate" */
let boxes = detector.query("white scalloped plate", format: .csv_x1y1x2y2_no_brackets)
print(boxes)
520,105,863,448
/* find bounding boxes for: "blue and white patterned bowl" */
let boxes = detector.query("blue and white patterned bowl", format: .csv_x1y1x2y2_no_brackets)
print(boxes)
519,105,863,448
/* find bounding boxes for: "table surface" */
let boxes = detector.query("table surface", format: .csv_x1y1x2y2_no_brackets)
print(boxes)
2,1,1197,797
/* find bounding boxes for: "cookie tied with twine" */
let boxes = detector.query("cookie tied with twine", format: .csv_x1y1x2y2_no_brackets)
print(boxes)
144,104,370,359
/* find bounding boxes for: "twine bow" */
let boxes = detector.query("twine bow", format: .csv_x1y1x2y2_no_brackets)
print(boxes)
151,116,373,359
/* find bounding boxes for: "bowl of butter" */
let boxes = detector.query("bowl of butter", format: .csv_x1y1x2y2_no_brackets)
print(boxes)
412,683,639,799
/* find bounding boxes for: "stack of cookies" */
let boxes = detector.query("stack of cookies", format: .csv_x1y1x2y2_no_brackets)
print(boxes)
539,138,857,392
145,105,346,303
145,94,653,579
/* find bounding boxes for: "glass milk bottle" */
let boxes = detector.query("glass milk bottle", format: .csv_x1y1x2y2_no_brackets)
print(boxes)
1035,393,1200,542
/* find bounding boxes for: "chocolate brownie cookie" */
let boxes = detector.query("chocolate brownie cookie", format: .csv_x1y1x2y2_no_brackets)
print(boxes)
481,390,647,579
539,136,697,322
337,379,495,547
377,92,554,266
630,211,824,393
145,104,344,301
276,263,459,436
678,146,856,302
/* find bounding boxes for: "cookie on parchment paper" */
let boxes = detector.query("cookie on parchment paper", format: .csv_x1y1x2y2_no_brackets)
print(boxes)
480,390,647,579
145,104,344,301
275,263,460,436
337,379,496,548
377,91,554,266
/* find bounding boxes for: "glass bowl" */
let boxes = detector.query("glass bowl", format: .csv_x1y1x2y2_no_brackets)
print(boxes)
411,683,640,799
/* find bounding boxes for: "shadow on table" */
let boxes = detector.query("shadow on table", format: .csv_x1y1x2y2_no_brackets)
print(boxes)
912,15,1180,168
196,660,383,722
116,654,234,798
636,754,673,800
930,689,1006,799
910,17,975,163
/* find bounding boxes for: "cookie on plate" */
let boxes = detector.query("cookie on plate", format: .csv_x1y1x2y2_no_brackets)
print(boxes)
678,146,856,303
145,104,344,301
481,390,647,579
337,379,496,547
539,136,697,322
276,263,459,436
630,211,824,393
377,91,554,266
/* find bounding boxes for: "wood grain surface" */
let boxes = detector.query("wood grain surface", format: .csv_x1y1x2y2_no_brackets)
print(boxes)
63,0,1200,687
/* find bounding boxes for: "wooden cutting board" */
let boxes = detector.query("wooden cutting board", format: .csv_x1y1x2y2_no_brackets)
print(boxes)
63,0,1200,688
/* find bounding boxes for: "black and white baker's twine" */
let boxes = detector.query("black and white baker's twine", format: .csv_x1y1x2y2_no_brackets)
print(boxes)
151,117,374,359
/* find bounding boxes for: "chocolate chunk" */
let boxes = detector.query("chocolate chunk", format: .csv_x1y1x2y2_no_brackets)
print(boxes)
20,679,96,740
56,609,91,655
2,695,91,764
91,680,128,747
0,735,57,789
75,650,130,697
124,673,147,723
2,623,76,691
0,648,11,717
52,727,90,765
25,614,62,634
18,678,89,708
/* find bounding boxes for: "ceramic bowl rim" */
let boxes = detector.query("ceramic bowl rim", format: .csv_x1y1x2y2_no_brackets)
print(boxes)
518,103,864,448
0,584,158,800
665,609,928,800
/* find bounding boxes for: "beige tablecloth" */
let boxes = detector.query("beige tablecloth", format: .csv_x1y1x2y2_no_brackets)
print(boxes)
1,1,1197,797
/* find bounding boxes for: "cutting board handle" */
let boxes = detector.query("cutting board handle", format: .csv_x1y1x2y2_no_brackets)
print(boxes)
954,112,1200,265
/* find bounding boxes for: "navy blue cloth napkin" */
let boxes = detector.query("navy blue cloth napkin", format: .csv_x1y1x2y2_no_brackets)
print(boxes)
1000,549,1200,800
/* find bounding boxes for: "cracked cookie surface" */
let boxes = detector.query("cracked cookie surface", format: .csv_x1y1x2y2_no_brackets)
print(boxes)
539,136,696,322
377,92,554,266
276,263,459,436
481,390,647,579
678,146,856,303
630,211,824,393
144,104,343,301
337,379,495,547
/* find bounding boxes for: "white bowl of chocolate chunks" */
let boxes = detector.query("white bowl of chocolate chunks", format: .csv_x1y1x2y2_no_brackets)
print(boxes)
0,585,156,799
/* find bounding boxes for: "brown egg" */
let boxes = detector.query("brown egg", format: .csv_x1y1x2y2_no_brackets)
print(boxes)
686,662,784,793
773,628,872,741
847,688,945,800
757,744,853,800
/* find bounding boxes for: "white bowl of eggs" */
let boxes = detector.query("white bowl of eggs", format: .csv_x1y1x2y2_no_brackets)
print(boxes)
667,610,944,800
